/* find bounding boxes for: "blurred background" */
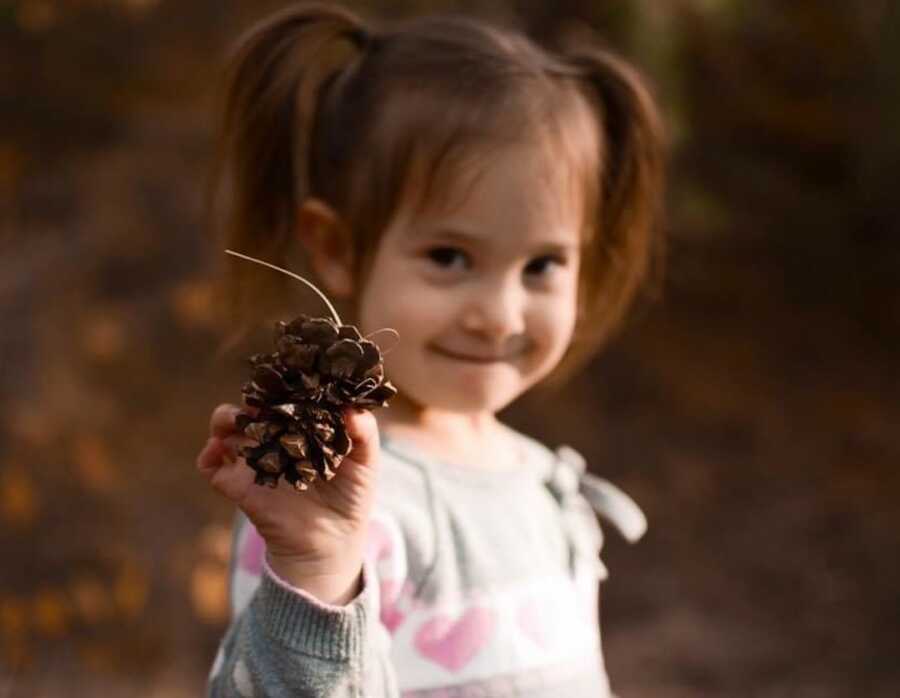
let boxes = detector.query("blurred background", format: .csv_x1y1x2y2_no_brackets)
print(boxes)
1,0,898,695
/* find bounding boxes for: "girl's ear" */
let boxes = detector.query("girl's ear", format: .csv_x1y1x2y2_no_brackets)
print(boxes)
296,198,355,299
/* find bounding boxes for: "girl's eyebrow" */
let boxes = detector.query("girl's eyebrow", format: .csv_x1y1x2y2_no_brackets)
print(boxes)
425,226,482,244
426,225,577,254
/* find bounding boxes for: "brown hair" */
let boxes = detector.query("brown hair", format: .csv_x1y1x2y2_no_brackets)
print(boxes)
207,1,665,382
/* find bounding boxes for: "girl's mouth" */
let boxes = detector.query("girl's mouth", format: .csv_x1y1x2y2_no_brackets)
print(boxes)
430,345,516,364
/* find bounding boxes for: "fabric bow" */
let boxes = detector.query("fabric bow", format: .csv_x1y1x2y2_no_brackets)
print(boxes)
548,445,647,544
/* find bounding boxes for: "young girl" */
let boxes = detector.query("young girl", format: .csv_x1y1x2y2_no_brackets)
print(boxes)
196,2,664,696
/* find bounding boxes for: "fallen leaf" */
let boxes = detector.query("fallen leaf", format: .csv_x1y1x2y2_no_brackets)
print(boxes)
70,575,112,625
0,467,38,527
0,596,27,637
33,589,70,638
81,313,127,362
73,434,119,494
190,560,228,624
16,0,57,33
170,280,215,329
113,561,149,620
77,640,116,673
122,0,161,17
0,142,24,196
5,404,49,447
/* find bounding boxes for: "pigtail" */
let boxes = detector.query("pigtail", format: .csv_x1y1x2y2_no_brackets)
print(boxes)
561,45,667,376
207,2,368,348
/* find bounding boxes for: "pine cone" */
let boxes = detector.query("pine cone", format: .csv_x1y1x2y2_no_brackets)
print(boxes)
236,315,396,491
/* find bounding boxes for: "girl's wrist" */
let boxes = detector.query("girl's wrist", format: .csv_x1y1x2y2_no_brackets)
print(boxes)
266,552,364,606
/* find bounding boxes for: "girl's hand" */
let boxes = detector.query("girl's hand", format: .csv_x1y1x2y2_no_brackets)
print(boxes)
196,403,380,605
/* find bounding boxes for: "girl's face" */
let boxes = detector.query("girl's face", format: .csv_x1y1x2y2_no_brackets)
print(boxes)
356,143,583,417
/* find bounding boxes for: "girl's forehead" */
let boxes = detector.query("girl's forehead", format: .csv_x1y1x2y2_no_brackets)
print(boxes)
391,141,587,247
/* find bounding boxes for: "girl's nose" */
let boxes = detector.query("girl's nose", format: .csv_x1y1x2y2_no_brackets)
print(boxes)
459,276,526,342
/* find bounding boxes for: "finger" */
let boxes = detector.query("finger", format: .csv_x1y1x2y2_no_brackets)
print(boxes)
197,436,235,478
196,437,227,477
209,404,241,438
222,433,253,461
202,439,257,502
209,403,259,439
342,408,380,468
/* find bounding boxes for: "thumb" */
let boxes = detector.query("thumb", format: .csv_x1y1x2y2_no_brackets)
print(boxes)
342,408,380,468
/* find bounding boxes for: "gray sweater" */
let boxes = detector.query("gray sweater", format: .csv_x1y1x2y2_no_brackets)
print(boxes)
207,429,646,697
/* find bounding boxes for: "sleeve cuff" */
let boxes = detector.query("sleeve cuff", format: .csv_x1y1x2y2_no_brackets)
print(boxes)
248,556,378,661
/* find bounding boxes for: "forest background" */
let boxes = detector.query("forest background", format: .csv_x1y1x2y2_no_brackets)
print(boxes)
1,0,897,695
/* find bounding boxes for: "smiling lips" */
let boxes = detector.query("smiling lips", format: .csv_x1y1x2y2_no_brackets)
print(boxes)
430,345,518,364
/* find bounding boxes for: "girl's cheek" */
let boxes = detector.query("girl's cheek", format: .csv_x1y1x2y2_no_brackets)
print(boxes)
535,295,578,343
396,277,451,312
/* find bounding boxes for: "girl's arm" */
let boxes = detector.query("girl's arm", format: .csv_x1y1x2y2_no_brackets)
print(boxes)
198,404,401,697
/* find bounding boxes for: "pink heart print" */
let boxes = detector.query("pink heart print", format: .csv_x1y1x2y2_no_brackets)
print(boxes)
240,525,265,575
414,606,496,672
365,518,393,563
379,580,407,633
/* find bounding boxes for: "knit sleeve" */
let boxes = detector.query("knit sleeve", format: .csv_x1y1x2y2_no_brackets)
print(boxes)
206,513,407,698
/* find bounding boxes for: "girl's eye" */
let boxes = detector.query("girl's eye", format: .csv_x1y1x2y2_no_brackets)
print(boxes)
426,246,470,271
524,255,564,276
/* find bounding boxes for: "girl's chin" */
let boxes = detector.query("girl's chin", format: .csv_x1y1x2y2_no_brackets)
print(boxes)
383,350,536,414
403,375,523,415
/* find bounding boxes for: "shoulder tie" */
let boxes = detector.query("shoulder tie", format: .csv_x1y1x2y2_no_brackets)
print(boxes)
549,445,647,544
